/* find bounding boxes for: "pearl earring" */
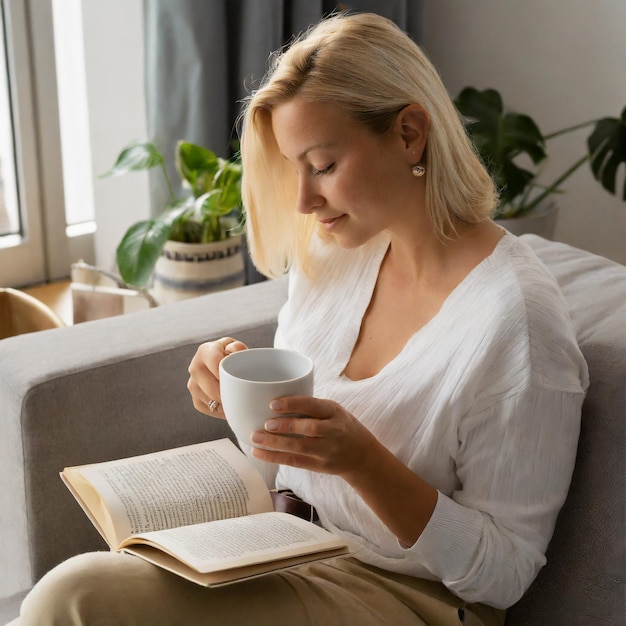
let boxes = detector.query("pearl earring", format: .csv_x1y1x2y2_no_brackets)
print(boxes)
411,164,426,177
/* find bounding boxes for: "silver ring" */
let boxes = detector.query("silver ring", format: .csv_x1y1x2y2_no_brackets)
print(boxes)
207,399,220,412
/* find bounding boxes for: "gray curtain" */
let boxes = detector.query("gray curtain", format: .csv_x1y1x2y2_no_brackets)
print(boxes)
144,0,423,281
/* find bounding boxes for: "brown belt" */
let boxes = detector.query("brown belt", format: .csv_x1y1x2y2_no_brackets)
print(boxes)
271,489,319,523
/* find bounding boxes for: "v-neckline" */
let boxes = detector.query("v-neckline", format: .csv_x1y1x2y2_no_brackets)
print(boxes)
338,231,512,383
335,233,390,381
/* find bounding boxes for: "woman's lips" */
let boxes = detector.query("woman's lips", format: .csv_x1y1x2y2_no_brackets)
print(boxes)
318,215,345,231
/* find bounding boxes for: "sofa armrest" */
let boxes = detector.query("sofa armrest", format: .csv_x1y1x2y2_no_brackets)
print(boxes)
0,278,288,598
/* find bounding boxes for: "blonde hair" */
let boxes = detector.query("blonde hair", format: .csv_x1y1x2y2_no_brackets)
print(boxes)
240,12,497,278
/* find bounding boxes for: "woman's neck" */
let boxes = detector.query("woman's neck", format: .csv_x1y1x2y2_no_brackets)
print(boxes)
384,220,504,286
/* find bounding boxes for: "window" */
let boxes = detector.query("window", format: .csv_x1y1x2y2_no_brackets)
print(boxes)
0,2,20,239
0,0,94,287
52,0,95,232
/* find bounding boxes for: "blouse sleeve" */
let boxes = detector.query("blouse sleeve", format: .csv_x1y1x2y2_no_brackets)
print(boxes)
405,385,584,609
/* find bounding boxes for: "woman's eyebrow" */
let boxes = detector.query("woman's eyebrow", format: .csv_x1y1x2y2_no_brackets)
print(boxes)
297,142,336,161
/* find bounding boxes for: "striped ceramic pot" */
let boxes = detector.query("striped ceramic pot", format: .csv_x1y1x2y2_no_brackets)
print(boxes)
152,236,245,305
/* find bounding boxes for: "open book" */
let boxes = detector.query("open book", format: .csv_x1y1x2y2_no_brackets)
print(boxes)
61,438,349,587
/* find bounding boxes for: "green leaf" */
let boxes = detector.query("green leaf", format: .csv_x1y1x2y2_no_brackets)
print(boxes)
502,114,546,164
499,160,536,205
161,202,195,242
100,141,164,178
201,216,222,243
214,162,243,211
175,141,220,196
195,190,223,216
455,87,546,205
588,107,626,200
115,219,172,287
455,87,503,159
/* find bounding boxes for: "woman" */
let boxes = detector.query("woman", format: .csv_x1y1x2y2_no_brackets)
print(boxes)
14,12,587,626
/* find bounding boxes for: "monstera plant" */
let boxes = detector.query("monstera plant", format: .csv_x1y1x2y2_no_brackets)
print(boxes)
454,87,626,219
101,140,244,288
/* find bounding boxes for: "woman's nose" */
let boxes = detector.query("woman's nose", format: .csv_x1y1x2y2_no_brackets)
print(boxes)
295,177,322,215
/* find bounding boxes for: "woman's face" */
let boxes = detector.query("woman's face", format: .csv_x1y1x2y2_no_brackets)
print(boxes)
271,98,424,249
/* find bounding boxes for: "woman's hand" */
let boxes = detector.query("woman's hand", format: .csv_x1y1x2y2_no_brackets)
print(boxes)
251,394,438,546
187,337,247,418
249,395,381,480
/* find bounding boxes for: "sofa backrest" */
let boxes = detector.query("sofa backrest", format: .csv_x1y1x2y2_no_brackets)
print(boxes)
505,236,626,625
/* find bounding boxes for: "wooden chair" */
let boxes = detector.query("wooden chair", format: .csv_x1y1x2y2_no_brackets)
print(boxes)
0,287,65,339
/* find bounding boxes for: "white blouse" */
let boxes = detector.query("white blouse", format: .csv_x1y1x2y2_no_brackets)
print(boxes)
273,231,588,609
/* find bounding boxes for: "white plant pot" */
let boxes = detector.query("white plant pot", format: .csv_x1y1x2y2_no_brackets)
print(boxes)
495,201,559,239
152,236,245,305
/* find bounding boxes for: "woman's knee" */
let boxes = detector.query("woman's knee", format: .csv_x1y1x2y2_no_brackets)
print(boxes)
19,551,135,626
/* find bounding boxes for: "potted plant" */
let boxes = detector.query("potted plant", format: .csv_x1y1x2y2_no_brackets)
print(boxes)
454,87,626,236
101,140,246,303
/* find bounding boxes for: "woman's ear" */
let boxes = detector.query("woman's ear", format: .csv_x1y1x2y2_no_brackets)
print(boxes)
396,104,430,163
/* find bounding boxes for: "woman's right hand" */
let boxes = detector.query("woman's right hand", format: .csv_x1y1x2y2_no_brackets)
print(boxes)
187,337,247,417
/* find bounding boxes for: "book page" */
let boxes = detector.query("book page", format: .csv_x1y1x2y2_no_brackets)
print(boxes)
62,439,273,547
121,511,347,574
124,543,350,588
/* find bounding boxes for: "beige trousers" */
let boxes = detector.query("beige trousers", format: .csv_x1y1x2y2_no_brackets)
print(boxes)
12,552,506,626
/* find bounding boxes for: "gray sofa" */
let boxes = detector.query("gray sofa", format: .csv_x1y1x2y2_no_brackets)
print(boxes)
1,234,624,625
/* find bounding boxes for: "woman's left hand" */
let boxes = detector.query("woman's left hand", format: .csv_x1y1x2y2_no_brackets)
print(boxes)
249,395,381,480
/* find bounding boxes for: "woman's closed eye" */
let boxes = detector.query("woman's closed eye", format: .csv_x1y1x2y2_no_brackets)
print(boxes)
312,163,335,176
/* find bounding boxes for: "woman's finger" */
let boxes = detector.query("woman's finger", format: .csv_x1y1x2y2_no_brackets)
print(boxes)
269,395,336,419
187,337,247,417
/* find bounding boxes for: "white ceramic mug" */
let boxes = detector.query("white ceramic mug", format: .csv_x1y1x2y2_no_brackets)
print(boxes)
219,348,314,445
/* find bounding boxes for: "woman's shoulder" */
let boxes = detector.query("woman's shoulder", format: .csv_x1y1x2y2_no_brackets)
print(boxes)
479,233,571,322
471,233,588,394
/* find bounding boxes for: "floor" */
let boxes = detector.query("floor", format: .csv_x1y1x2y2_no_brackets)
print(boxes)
23,279,73,326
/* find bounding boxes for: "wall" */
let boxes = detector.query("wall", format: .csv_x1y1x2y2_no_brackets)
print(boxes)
422,0,626,264
81,0,148,273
